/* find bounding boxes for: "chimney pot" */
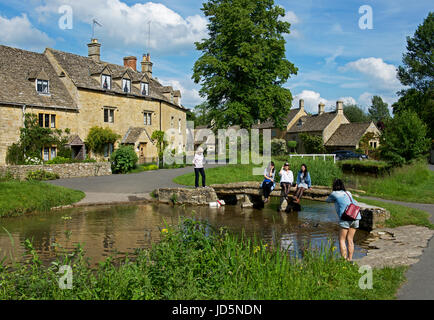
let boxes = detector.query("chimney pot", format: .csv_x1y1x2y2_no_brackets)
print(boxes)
87,39,101,62
318,102,325,115
141,53,153,78
123,56,137,71
336,101,344,114
299,99,304,110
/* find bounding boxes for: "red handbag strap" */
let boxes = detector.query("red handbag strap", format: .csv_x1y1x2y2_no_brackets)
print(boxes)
344,191,354,204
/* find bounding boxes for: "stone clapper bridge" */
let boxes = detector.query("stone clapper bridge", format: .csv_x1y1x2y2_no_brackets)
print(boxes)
156,182,390,232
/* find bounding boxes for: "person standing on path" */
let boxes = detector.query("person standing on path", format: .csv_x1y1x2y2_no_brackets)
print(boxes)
278,162,294,211
193,147,206,188
293,164,311,204
326,179,361,261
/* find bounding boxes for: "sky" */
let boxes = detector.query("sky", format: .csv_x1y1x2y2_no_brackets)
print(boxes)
0,0,432,113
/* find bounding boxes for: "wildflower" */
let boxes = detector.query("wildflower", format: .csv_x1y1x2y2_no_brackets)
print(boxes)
161,228,168,234
253,246,260,254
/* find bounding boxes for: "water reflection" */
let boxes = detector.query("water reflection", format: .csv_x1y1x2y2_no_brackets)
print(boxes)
0,200,368,264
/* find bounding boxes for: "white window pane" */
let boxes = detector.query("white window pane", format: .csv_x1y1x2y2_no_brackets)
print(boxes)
51,148,57,160
44,148,49,161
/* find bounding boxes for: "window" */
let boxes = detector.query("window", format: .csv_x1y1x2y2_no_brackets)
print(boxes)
178,118,181,133
38,113,56,128
171,116,174,128
104,108,114,123
104,143,114,158
141,82,149,96
122,79,131,93
36,79,49,94
297,119,303,127
144,112,152,126
101,74,111,90
41,146,56,161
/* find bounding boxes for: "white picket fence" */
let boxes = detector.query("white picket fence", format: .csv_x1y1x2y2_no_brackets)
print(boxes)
288,154,336,163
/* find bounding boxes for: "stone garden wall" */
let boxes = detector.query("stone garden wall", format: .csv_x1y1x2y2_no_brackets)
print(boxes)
0,162,111,180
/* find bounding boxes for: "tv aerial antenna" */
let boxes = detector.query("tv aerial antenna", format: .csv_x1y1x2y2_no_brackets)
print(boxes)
91,18,103,39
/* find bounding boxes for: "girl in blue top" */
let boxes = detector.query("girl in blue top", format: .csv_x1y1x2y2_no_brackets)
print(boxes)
293,164,311,204
326,179,361,261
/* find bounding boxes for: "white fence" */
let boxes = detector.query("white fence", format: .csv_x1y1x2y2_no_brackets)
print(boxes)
288,154,337,163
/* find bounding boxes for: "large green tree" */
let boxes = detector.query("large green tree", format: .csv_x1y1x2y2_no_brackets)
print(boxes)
380,110,430,165
368,96,391,123
393,12,434,139
343,104,370,123
192,0,298,129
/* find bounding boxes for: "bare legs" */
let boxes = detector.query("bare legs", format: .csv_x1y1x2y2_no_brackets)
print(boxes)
293,187,305,203
338,227,357,261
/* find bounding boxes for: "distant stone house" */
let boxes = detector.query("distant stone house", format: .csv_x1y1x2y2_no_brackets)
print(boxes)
255,99,380,153
0,39,187,165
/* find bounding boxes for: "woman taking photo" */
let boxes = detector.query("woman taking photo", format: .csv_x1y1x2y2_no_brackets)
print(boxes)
326,179,361,261
192,147,206,188
293,164,311,204
262,161,275,203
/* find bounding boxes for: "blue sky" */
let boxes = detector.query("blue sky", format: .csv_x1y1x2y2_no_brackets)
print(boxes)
0,0,432,113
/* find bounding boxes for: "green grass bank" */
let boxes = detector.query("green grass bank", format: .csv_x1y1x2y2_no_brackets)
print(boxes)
0,181,85,218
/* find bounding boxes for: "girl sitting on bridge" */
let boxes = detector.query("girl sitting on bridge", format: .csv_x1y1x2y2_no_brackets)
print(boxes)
293,164,312,204
261,161,275,203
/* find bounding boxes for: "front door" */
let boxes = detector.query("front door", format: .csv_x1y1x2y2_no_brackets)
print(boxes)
139,143,147,163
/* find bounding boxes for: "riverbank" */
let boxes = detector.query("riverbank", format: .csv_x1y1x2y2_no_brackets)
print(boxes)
0,181,85,218
0,218,406,300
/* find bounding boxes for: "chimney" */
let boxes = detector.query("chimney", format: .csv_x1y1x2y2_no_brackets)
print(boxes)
141,53,153,78
123,56,137,71
336,101,344,115
299,99,304,111
87,38,101,62
318,102,325,115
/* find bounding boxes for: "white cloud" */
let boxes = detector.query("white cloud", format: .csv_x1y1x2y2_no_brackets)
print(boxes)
293,90,357,114
160,78,204,108
281,10,299,25
339,96,357,106
35,0,208,53
0,14,54,51
340,57,402,91
358,92,396,115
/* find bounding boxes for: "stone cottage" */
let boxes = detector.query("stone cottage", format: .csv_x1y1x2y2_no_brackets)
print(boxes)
0,39,187,165
254,99,380,153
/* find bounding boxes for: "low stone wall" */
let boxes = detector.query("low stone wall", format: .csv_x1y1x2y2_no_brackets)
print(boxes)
0,162,112,180
156,187,218,205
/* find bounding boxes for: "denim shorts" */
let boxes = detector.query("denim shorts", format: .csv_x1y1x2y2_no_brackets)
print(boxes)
339,219,360,229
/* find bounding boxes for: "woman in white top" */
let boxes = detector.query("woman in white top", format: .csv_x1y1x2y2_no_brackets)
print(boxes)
278,162,294,211
192,147,206,188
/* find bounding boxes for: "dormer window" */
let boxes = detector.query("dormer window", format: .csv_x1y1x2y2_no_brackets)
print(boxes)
122,79,131,93
297,119,303,127
102,74,111,90
36,79,49,94
141,82,149,96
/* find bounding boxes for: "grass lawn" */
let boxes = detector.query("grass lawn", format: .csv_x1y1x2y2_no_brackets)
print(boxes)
0,218,407,300
355,196,434,229
0,181,85,218
348,161,434,204
174,157,342,187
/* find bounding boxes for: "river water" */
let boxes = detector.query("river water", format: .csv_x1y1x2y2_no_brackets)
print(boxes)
0,200,368,264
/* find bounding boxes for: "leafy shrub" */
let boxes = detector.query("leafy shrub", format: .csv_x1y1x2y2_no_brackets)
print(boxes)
26,170,60,181
287,140,297,153
85,127,120,155
339,160,392,175
45,157,73,164
111,145,138,174
0,171,14,182
271,139,287,156
143,164,159,171
299,133,326,154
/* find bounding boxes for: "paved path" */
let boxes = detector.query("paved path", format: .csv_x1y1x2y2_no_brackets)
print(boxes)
48,165,221,205
362,165,434,300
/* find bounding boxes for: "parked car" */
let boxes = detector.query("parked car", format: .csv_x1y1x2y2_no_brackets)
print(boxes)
333,150,368,161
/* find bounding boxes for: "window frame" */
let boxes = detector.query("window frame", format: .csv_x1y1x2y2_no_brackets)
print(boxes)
144,112,152,126
141,82,149,96
103,108,115,123
101,74,112,90
122,78,131,93
36,79,49,94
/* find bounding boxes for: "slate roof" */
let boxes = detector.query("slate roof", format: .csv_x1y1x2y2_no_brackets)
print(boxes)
46,48,186,110
325,122,373,147
252,108,302,129
287,112,338,133
0,45,76,110
122,127,153,144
